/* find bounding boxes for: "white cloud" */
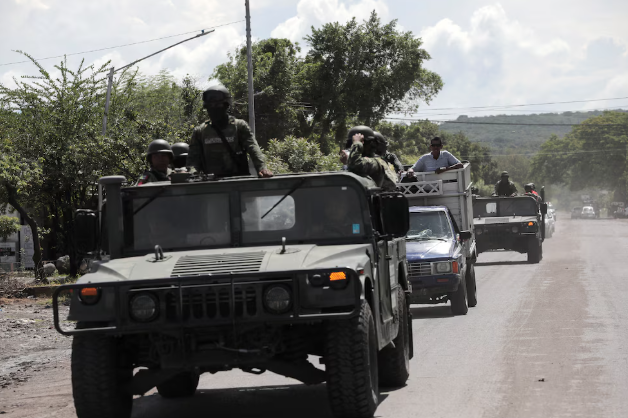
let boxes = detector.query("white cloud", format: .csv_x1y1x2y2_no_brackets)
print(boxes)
13,0,49,10
271,0,389,43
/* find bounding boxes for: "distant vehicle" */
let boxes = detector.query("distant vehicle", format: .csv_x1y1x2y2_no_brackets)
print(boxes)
571,207,581,219
582,206,595,219
544,210,556,238
547,202,556,220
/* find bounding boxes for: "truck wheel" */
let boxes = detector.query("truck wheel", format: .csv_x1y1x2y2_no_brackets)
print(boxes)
466,264,477,308
449,275,468,315
378,289,410,387
527,239,541,263
72,334,132,418
325,301,379,418
157,372,200,398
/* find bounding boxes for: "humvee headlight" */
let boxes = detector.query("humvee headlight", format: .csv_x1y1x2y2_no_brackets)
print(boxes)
263,285,292,314
78,287,101,305
129,293,159,322
433,262,452,274
475,228,483,235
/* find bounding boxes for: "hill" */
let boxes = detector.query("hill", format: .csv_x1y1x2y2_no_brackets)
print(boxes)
438,110,628,154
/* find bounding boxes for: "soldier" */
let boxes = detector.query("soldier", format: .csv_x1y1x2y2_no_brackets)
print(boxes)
494,171,518,196
186,85,273,178
171,142,189,170
374,131,404,173
347,126,398,191
524,183,541,203
136,139,173,186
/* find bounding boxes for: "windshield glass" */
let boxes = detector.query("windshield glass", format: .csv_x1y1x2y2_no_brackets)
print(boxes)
408,211,453,240
123,192,231,252
473,198,537,217
241,186,365,244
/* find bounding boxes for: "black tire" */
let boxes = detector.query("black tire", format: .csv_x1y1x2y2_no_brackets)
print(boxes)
72,334,132,418
449,275,468,315
378,289,410,387
466,264,477,308
527,238,541,263
157,372,200,398
325,301,379,418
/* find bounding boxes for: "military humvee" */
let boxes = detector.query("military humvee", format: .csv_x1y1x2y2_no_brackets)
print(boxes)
473,196,547,263
53,172,412,418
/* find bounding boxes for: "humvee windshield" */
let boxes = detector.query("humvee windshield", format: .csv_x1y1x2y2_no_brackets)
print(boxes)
122,184,367,253
473,198,538,218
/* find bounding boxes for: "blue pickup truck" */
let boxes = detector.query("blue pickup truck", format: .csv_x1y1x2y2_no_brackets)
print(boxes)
406,206,475,315
397,163,478,315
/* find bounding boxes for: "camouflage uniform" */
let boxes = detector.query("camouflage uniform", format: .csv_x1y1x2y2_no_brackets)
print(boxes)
383,151,404,173
347,142,399,191
136,168,170,186
187,116,267,177
494,180,518,196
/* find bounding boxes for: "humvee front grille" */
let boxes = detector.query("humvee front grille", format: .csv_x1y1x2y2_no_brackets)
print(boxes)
171,252,266,277
408,262,432,277
165,285,259,320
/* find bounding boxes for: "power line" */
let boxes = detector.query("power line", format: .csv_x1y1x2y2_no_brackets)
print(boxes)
0,20,245,67
403,104,628,118
460,148,628,158
407,96,628,112
385,117,628,127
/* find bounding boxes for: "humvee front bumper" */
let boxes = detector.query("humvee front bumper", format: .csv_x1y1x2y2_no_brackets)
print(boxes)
53,269,361,336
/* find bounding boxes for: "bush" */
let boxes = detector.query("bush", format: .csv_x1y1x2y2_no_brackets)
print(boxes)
265,136,341,174
0,216,20,241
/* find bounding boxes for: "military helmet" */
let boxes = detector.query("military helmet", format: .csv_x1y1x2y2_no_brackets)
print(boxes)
501,171,509,177
202,85,232,108
524,183,533,192
146,139,173,163
373,131,388,155
171,142,189,159
346,125,376,148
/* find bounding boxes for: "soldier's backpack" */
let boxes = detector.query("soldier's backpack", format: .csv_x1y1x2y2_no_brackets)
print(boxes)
377,157,399,191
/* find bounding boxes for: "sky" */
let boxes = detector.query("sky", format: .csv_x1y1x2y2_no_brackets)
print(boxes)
1,0,627,119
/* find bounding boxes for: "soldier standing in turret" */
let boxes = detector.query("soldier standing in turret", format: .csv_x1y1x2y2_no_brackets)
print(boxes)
186,85,273,178
494,171,518,196
136,139,173,185
347,126,398,191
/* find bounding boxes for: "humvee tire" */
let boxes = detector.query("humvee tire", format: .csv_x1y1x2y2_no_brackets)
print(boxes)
72,334,132,418
378,289,410,387
157,372,200,398
325,301,379,418
527,238,541,264
466,264,478,308
449,275,468,315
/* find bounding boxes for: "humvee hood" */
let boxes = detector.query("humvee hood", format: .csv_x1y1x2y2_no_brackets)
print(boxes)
77,244,371,284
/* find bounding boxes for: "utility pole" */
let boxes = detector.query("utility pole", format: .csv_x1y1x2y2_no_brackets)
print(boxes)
245,0,256,134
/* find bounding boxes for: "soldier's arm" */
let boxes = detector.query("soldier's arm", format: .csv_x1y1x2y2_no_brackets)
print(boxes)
186,127,204,173
390,153,404,172
236,120,267,172
347,142,378,177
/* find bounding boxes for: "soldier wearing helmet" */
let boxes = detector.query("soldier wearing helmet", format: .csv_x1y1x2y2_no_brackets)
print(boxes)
524,183,541,202
171,142,189,170
347,125,398,191
136,139,173,185
374,131,404,173
494,171,518,196
186,85,273,178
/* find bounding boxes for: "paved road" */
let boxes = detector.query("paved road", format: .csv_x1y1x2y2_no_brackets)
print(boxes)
3,216,628,417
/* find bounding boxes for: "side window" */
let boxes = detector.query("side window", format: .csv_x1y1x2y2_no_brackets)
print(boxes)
486,203,497,214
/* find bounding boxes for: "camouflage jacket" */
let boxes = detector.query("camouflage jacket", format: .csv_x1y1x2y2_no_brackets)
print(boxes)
348,142,399,191
187,116,267,177
136,168,170,186
494,180,518,196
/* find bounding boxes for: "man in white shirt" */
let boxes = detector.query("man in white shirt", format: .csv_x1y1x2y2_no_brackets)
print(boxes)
408,136,463,175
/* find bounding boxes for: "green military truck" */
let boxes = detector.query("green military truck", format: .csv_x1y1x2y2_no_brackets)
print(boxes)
53,171,412,418
473,196,547,263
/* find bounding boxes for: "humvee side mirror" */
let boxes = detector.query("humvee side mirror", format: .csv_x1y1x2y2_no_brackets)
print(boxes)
540,203,548,215
459,230,472,240
75,209,99,254
379,193,409,238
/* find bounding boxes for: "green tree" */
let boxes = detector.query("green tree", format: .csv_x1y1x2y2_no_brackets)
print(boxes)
0,215,20,241
265,136,340,174
300,12,442,149
213,39,303,147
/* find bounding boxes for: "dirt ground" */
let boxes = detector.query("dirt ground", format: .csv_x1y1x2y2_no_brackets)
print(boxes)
0,297,72,413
